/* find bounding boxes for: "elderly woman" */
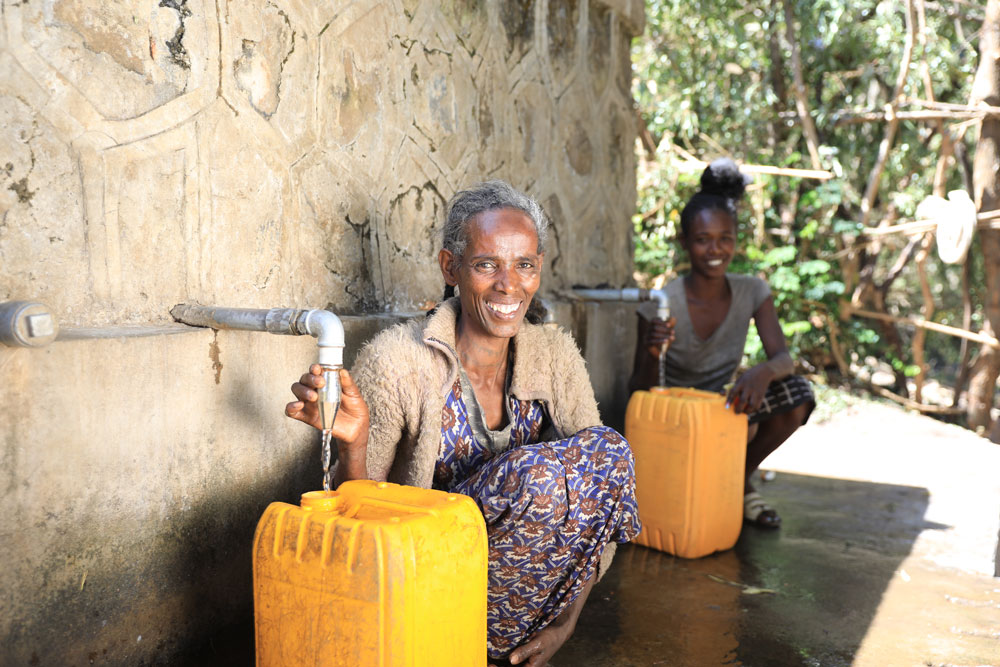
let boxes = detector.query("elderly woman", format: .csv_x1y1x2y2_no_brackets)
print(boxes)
286,181,641,666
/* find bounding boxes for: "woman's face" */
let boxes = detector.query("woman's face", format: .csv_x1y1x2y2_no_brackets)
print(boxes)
438,208,544,341
680,208,737,278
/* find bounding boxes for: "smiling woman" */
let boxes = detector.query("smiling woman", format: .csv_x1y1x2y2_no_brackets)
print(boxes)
440,207,544,346
629,159,816,530
286,181,641,666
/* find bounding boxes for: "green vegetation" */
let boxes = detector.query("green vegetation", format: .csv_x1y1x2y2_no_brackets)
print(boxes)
632,0,984,394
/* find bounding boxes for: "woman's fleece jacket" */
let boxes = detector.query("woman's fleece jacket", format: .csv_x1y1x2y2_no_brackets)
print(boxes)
347,297,621,576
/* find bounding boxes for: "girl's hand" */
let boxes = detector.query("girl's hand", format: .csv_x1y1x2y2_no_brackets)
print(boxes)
726,364,775,415
643,316,676,358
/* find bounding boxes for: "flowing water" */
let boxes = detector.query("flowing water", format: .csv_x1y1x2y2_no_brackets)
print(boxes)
658,346,667,387
321,429,333,491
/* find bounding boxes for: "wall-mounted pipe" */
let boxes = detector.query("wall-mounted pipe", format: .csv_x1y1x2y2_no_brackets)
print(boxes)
571,287,671,386
170,304,344,431
0,301,59,347
572,288,670,321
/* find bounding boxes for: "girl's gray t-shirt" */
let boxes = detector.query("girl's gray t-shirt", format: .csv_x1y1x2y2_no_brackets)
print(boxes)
637,274,771,393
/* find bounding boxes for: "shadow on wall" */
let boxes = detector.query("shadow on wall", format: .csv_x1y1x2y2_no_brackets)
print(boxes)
165,449,318,667
11,460,316,665
558,473,942,666
2,315,418,666
9,448,313,667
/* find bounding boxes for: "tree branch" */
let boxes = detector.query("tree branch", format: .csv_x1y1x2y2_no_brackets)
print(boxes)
781,0,824,170
860,0,918,228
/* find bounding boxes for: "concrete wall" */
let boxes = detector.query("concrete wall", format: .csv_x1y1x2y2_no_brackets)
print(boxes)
0,0,644,664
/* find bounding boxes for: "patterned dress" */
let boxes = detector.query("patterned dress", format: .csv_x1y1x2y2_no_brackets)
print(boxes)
434,378,641,659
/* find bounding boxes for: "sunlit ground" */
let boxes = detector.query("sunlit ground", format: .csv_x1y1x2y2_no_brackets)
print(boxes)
560,387,1000,667
764,390,1000,666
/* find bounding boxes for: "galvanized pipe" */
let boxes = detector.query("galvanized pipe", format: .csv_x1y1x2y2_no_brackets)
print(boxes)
170,304,345,430
572,287,670,321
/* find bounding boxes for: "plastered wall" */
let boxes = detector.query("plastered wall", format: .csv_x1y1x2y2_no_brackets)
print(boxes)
0,0,644,664
2,0,642,322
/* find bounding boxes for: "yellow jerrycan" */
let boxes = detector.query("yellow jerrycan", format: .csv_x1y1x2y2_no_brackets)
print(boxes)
625,387,748,558
253,479,488,666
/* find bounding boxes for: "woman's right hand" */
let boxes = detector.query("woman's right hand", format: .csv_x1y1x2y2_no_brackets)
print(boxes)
286,365,370,450
643,316,676,357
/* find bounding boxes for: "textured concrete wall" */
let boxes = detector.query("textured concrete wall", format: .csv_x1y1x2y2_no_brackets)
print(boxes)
1,0,642,322
0,0,644,664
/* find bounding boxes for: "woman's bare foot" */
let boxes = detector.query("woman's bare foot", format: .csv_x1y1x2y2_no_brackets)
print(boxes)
507,571,596,666
507,622,572,666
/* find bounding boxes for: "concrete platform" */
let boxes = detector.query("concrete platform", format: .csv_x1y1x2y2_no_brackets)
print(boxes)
559,402,1000,667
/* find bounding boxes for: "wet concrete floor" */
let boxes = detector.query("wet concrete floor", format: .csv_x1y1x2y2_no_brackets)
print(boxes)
557,403,1000,666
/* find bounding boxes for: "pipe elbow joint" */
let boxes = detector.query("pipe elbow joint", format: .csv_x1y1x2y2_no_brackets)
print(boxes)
301,309,345,368
648,289,670,320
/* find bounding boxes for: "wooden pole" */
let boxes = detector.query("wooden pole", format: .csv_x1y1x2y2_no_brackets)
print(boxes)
835,109,998,125
858,209,1000,237
865,383,967,415
967,0,1000,433
848,307,1000,348
952,257,974,407
912,98,1000,114
913,233,936,403
860,0,917,229
673,160,834,180
914,0,945,405
781,0,824,170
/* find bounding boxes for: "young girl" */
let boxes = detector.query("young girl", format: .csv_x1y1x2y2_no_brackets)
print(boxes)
628,159,815,529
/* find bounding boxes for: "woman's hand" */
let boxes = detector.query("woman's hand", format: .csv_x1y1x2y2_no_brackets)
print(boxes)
643,316,676,358
726,363,775,415
286,365,370,449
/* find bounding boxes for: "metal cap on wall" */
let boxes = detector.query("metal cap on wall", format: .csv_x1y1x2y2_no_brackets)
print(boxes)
0,301,59,347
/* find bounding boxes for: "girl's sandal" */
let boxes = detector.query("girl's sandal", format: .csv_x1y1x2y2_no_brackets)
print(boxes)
744,491,781,529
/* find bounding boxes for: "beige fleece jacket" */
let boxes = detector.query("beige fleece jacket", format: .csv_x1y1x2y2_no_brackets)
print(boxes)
350,298,602,487
348,297,619,575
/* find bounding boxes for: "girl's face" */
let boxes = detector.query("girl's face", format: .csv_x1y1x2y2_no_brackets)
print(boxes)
680,208,737,278
438,208,544,341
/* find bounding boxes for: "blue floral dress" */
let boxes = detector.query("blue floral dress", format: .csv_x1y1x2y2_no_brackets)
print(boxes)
434,376,641,659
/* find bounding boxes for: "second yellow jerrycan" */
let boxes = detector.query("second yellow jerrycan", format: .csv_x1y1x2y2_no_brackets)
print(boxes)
253,479,488,666
625,387,748,558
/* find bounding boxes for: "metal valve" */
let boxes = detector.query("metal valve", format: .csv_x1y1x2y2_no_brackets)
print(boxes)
0,301,59,347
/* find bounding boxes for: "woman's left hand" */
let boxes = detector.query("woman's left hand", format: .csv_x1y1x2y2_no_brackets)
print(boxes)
727,364,775,415
504,622,573,666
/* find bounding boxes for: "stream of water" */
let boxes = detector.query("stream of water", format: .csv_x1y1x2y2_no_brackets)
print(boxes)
321,429,333,491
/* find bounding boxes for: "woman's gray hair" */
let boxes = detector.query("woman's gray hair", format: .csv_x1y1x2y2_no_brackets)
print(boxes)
442,180,549,259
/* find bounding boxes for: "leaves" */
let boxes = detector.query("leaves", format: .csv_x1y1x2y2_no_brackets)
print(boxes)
633,0,982,378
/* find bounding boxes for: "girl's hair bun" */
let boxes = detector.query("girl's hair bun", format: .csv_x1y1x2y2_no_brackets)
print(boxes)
699,158,751,200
